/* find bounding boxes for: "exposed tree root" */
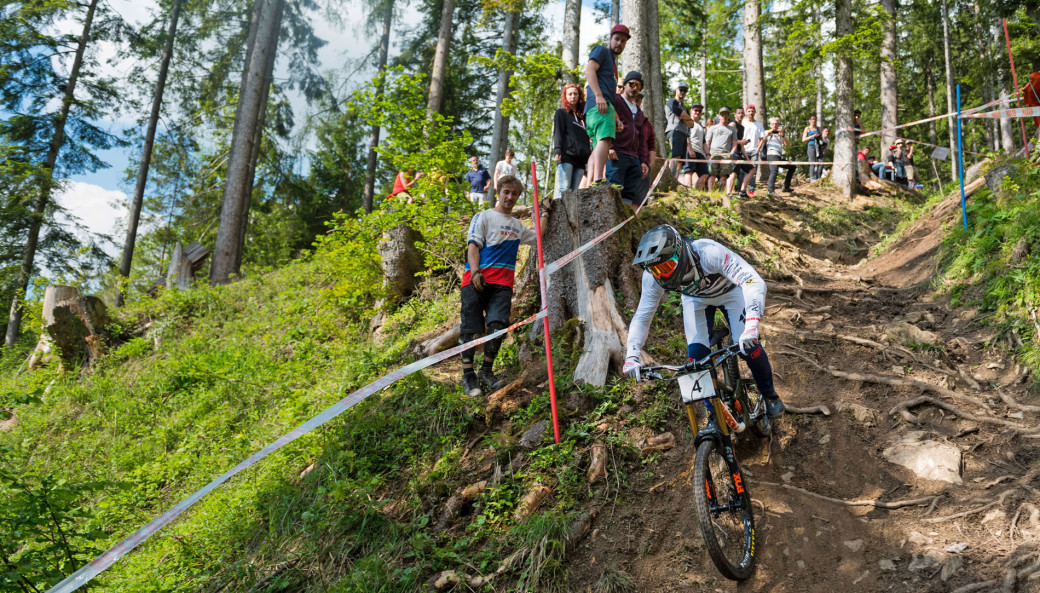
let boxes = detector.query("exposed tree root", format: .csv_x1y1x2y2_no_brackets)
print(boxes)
1000,391,1040,413
784,404,831,415
777,349,992,413
889,396,1038,434
755,480,937,510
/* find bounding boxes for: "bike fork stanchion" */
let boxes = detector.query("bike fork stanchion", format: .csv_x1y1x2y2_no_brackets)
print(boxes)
531,161,561,444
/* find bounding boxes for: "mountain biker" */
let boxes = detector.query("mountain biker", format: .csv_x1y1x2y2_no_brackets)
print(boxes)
622,224,785,418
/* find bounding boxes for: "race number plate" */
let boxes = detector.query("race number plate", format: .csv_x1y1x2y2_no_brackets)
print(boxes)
678,370,715,403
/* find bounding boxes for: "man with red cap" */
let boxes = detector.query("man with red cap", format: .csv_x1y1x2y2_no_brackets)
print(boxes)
584,24,630,187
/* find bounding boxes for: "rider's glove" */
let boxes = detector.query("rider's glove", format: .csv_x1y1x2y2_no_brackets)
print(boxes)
738,319,760,354
471,270,485,292
623,356,643,381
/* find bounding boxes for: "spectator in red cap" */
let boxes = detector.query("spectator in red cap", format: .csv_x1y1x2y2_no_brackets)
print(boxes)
584,24,630,187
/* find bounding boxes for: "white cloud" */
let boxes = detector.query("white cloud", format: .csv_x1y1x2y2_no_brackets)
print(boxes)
55,181,129,248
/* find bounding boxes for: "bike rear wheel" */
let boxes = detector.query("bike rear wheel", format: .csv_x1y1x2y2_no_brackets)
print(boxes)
692,438,756,580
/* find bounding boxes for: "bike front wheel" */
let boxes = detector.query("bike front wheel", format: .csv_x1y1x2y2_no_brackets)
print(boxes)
692,438,756,580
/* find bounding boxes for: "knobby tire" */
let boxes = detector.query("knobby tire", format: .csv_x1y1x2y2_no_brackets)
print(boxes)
692,438,756,580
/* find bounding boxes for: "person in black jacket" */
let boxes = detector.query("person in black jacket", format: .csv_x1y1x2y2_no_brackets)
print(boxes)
553,84,592,199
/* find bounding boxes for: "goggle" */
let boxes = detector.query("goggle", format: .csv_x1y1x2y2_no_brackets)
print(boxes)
647,252,679,279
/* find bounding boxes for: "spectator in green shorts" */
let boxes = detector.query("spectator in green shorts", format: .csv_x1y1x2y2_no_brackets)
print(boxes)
584,24,630,186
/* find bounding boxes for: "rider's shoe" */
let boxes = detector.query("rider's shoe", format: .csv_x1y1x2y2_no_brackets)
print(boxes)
461,373,483,398
764,393,785,418
478,367,506,393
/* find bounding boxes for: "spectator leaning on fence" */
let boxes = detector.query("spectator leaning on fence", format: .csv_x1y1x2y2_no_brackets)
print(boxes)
458,176,551,398
705,106,736,194
606,70,650,206
685,102,708,189
553,84,592,199
584,24,630,185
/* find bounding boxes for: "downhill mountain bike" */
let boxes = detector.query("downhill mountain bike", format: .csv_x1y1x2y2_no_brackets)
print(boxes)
640,327,771,581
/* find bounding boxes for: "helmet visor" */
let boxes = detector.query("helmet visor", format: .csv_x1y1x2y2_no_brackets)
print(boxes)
647,252,680,279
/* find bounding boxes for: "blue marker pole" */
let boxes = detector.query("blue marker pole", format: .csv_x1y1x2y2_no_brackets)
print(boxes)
956,84,968,232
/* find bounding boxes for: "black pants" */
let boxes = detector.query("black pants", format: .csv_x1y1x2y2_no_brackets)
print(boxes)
767,155,795,192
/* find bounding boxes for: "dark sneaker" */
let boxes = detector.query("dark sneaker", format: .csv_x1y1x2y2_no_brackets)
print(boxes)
590,179,610,187
461,373,483,398
738,191,748,199
764,395,785,418
478,368,506,393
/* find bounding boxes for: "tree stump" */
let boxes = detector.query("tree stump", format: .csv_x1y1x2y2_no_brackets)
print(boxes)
379,224,424,301
39,286,109,366
533,186,637,386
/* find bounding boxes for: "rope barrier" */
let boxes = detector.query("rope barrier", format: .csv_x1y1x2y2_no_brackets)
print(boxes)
959,106,1040,120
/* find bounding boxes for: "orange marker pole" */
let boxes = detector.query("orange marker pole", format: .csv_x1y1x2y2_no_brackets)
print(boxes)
1003,18,1030,157
530,161,561,444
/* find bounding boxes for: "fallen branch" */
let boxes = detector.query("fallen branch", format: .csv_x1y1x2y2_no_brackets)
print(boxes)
777,349,991,413
650,463,696,493
755,480,937,509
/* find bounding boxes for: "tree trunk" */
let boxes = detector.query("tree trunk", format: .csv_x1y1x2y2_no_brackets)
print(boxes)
362,0,395,214
743,0,765,124
621,0,665,156
832,0,856,199
116,0,184,307
5,0,99,348
941,0,958,182
210,0,285,285
561,0,581,84
814,4,823,123
234,2,282,275
533,187,635,386
994,23,1016,152
699,19,708,108
879,0,897,162
489,5,520,202
40,286,109,366
926,65,938,148
610,0,619,27
646,0,666,157
426,0,455,117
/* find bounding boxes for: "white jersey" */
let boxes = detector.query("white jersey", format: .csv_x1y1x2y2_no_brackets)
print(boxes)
626,239,767,359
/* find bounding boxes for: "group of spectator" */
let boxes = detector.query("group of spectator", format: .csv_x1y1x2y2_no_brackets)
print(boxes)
858,140,920,187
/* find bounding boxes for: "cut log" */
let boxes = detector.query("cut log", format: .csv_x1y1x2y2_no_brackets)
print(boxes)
534,186,634,385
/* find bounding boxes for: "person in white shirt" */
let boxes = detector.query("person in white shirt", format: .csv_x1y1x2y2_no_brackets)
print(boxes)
740,104,766,197
493,148,518,200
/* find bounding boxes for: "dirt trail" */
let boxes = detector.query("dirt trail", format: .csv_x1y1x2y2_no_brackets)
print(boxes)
562,183,1040,593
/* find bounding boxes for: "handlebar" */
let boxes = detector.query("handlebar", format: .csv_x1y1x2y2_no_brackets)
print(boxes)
641,343,741,381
